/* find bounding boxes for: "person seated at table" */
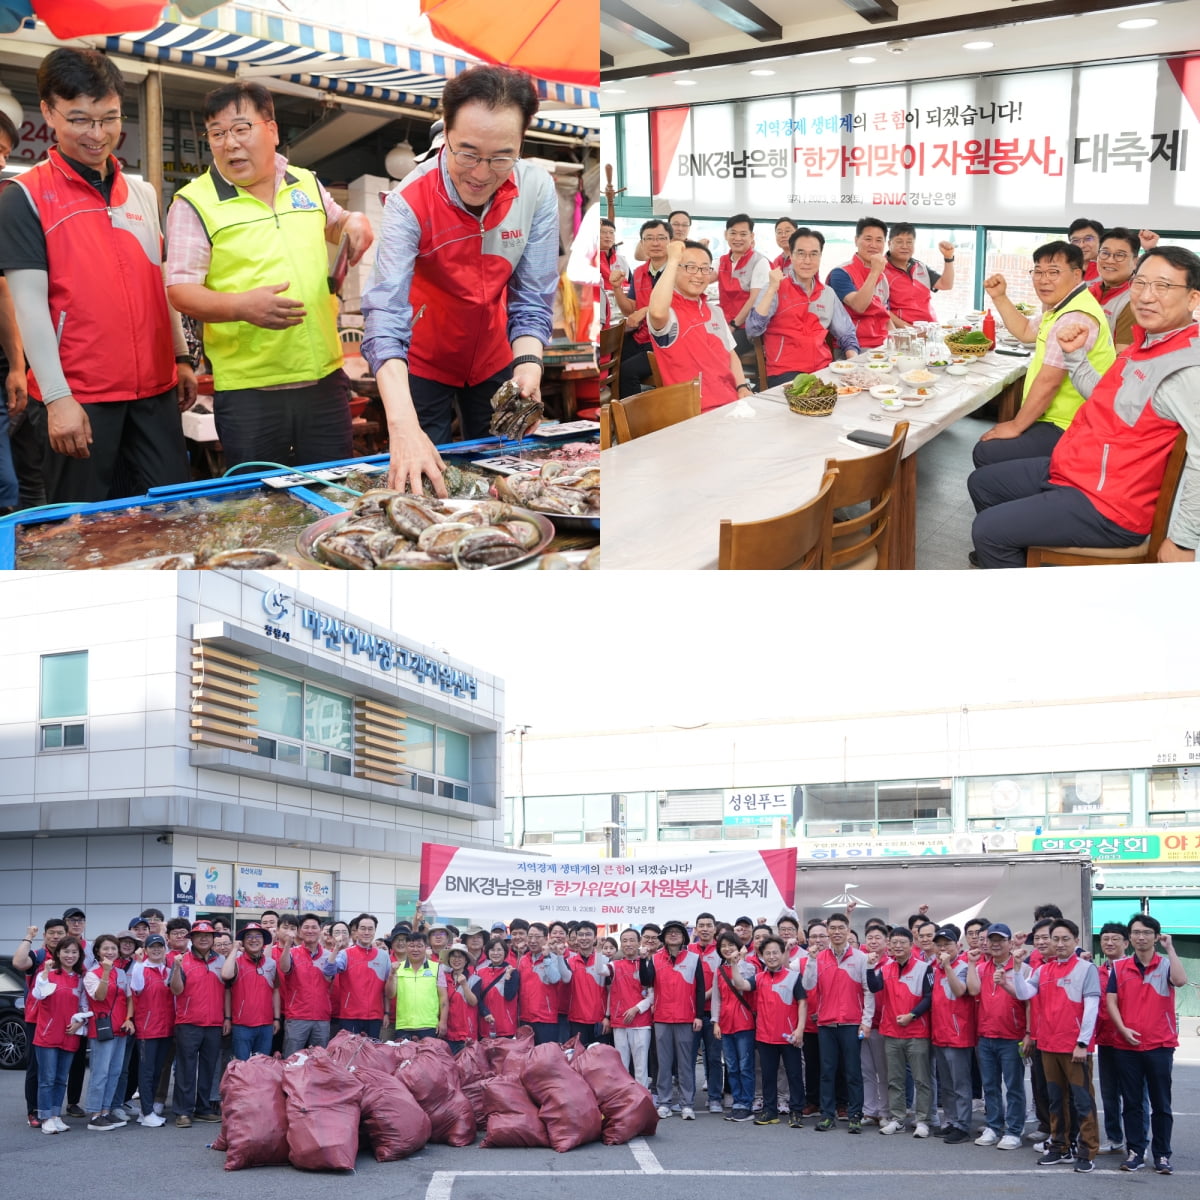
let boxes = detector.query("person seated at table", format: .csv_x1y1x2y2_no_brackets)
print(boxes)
611,218,671,397
632,210,704,260
884,223,957,325
717,213,770,355
598,217,630,329
646,239,752,412
771,217,798,270
1067,218,1104,281
972,241,1114,468
1091,228,1141,349
746,227,859,388
968,246,1200,567
826,216,901,350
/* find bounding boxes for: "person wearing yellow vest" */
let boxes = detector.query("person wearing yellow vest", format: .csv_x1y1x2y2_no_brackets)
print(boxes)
386,931,448,1040
166,81,373,472
973,241,1115,468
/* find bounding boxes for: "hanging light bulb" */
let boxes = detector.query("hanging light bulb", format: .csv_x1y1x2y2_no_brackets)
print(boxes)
0,81,25,132
385,139,416,180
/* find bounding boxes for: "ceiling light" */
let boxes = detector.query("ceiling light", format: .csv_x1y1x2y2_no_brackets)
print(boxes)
674,79,697,86
963,41,994,50
749,69,776,77
848,56,876,65
1117,18,1157,29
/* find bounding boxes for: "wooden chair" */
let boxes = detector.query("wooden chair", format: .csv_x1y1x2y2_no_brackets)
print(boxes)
824,421,909,570
598,321,625,402
610,379,700,443
599,404,613,450
752,336,769,391
718,467,839,570
1026,432,1188,566
647,351,663,388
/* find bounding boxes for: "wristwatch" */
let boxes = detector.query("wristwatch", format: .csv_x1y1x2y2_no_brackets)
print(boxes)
736,382,753,394
175,354,197,368
943,257,955,263
511,354,544,373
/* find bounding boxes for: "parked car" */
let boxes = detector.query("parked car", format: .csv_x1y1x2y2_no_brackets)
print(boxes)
0,956,30,1070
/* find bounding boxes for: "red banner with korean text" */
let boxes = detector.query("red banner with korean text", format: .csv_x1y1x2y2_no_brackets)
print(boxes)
419,843,798,926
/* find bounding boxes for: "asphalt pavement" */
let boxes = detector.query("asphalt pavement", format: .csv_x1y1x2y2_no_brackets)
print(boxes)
2,1032,1197,1200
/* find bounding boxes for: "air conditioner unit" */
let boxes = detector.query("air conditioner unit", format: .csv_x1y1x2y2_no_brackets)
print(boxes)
984,831,1018,852
951,833,980,855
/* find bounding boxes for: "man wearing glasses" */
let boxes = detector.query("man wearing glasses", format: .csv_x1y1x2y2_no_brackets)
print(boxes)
969,246,1200,566
1067,218,1105,282
1090,228,1142,349
646,238,752,412
362,65,557,496
167,81,373,474
0,48,193,504
610,218,672,398
973,241,1114,468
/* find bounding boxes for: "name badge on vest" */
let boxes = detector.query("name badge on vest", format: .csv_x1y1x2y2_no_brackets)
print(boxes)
289,189,318,211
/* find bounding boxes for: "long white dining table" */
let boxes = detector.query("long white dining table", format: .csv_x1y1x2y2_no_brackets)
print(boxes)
601,352,1030,570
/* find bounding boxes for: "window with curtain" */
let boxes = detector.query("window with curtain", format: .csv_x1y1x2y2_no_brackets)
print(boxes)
39,651,87,750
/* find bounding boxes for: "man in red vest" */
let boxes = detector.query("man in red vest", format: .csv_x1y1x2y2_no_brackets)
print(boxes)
969,246,1200,567
826,217,900,349
717,213,769,355
647,240,752,412
168,920,225,1128
884,223,956,325
0,48,193,504
611,218,672,396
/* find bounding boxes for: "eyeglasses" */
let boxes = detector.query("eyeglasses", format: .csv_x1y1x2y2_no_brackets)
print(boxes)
792,251,822,260
679,263,713,275
446,142,518,173
1070,235,1098,245
642,235,670,243
1097,250,1131,261
54,108,122,132
1130,277,1192,296
203,120,267,146
1029,268,1065,281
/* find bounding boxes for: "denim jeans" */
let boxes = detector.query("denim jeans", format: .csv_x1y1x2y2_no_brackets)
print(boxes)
231,1024,274,1060
654,1022,696,1107
1116,1046,1174,1160
722,1029,756,1111
977,1036,1026,1137
35,1044,73,1120
818,1024,864,1120
697,1016,724,1103
85,1035,126,1113
137,1037,172,1116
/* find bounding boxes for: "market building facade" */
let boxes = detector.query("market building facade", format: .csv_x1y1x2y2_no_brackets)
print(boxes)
0,572,504,941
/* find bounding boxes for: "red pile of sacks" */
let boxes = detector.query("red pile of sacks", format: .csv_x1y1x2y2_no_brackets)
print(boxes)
214,1029,657,1171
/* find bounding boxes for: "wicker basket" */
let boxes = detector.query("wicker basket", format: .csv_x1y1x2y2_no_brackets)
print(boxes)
785,388,838,416
943,335,994,358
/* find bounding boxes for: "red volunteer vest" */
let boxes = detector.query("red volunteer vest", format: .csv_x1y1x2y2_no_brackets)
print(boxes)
175,952,226,1027
878,955,930,1039
396,153,548,387
931,959,976,1048
86,965,129,1038
810,946,869,1026
1095,962,1123,1049
1109,954,1179,1051
763,275,835,375
230,955,276,1027
712,962,756,1036
628,261,662,345
832,256,891,348
717,248,765,323
1084,261,1100,282
975,957,1026,1040
1090,278,1134,337
650,947,701,1024
517,953,560,1024
566,952,608,1023
651,291,738,412
884,257,936,324
280,946,332,1021
16,149,177,404
33,969,86,1051
609,957,653,1029
1033,956,1099,1053
445,971,479,1042
1048,323,1200,533
754,966,804,1044
475,963,519,1036
336,945,387,1021
131,962,176,1039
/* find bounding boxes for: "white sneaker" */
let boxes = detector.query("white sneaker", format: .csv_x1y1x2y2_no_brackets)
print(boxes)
111,1107,129,1122
1032,1140,1048,1153
152,1102,164,1116
998,1135,1023,1150
975,1128,999,1146
41,1120,59,1135
52,1117,70,1133
138,1113,166,1128
708,1102,723,1114
913,1123,930,1139
681,1107,696,1120
1097,1142,1122,1155
657,1105,673,1119
880,1120,904,1135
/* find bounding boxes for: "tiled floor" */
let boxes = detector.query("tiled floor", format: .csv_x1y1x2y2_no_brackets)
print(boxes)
914,409,993,570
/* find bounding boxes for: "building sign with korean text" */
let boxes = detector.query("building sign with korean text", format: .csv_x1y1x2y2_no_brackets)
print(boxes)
1018,828,1200,863
723,787,791,825
1150,713,1200,765
643,56,1200,227
419,842,798,924
798,834,952,860
235,864,299,910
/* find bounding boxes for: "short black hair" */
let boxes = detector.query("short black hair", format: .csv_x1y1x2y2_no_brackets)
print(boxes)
260,910,279,921
826,913,849,928
1031,918,1055,935
777,914,799,931
715,930,743,955
964,917,990,933
864,918,889,934
681,238,712,262
888,927,914,943
140,908,165,921
1101,227,1140,257
695,911,716,924
298,913,322,929
775,216,798,230
889,222,916,240
1033,903,1064,920
278,913,300,929
640,218,670,239
406,930,427,944
1099,922,1129,939
641,923,661,935
576,919,598,935
667,209,692,224
38,47,124,105
906,913,927,931
0,111,19,150
726,212,754,231
1138,245,1200,291
1033,241,1083,272
202,80,275,124
442,64,539,133
508,918,530,932
1128,913,1162,935
485,936,509,956
1051,918,1079,940
43,918,67,934
165,916,191,934
855,216,887,238
349,913,378,932
789,226,825,252
528,921,549,936
1068,217,1104,240
600,217,615,229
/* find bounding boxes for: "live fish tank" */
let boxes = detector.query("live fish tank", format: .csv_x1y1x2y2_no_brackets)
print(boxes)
0,428,600,570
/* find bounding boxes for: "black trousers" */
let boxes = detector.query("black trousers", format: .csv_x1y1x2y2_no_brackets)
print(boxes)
46,387,190,505
10,398,48,509
409,367,511,446
618,343,653,398
214,369,353,473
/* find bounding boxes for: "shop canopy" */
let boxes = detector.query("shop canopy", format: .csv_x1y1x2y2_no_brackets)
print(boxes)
98,4,598,138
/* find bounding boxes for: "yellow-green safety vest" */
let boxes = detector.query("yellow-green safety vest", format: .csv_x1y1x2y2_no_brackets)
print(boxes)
393,958,442,1029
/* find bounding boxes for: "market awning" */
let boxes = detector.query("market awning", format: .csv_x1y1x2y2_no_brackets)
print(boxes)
100,5,598,138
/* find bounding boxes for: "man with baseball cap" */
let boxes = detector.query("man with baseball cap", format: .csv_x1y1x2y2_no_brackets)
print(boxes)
220,923,278,1060
168,920,226,1127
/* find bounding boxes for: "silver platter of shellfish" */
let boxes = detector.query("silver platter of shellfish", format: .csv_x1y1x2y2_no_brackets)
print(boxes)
296,493,557,570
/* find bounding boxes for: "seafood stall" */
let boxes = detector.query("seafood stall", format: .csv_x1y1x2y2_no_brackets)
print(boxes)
0,429,600,571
